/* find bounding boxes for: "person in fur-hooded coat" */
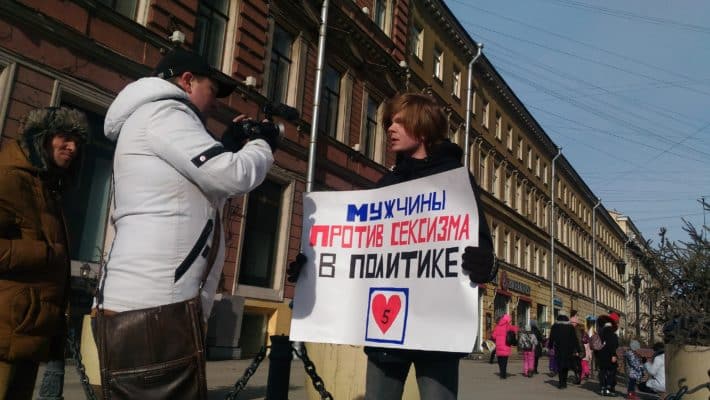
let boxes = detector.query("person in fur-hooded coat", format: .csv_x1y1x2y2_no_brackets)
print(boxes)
0,106,87,399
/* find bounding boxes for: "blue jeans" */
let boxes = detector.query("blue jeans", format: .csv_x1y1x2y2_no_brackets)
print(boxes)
365,356,459,400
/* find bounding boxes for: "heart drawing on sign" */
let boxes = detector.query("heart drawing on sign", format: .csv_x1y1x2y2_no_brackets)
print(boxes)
371,294,402,334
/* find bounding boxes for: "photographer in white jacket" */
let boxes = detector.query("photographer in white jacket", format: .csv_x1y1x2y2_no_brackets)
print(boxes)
95,49,275,399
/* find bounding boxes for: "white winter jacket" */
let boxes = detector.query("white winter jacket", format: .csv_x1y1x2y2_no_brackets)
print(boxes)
644,353,665,393
100,77,273,317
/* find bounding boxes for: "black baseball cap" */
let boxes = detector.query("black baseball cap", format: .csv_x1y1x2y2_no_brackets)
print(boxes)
153,48,237,98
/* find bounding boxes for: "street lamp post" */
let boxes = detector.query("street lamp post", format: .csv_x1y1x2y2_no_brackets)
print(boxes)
624,234,636,337
632,268,642,339
549,147,562,326
592,198,601,316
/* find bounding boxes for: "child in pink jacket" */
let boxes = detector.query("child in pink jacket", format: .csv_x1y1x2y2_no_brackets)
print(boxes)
491,314,519,379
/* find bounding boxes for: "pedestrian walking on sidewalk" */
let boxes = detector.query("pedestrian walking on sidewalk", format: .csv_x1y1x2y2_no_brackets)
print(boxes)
548,310,582,389
491,314,519,379
518,323,538,377
530,320,544,374
596,313,620,397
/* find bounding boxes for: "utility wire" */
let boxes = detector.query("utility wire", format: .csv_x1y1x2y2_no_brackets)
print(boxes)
492,66,710,163
467,30,710,153
461,19,710,98
489,49,703,139
537,0,710,35
448,0,710,89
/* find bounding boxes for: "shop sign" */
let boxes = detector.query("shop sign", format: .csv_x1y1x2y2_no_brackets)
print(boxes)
499,271,531,295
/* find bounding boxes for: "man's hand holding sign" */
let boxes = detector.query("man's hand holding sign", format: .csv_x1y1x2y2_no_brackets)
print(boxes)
290,167,490,353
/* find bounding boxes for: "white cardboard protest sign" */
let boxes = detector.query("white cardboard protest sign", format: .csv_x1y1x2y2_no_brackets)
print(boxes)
290,167,480,353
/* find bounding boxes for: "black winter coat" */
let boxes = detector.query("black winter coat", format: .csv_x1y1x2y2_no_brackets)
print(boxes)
365,140,494,363
549,321,582,369
597,325,619,369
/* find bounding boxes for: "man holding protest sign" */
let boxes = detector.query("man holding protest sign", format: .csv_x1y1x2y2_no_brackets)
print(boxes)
362,93,495,399
289,93,495,399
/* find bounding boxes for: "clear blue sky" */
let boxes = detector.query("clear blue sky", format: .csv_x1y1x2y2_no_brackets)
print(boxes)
444,0,710,245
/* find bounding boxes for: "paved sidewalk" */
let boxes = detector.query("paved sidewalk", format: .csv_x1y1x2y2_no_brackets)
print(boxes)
37,355,658,399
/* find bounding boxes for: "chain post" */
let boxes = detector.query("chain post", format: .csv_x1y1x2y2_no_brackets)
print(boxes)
224,346,268,400
266,335,292,400
292,344,333,400
67,328,98,400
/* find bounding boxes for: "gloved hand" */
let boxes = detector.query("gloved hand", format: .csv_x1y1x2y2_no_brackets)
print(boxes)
286,253,307,283
251,127,280,152
461,246,497,284
220,123,249,152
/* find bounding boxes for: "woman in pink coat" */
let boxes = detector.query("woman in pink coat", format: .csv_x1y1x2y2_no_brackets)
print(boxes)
491,314,519,379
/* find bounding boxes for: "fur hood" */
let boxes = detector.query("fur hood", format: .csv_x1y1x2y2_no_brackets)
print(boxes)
17,106,88,186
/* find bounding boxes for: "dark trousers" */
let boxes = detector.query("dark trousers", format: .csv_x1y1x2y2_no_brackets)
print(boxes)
497,356,509,378
599,367,617,391
558,367,569,387
365,356,459,400
533,352,540,372
0,360,40,400
489,349,496,364
628,378,637,393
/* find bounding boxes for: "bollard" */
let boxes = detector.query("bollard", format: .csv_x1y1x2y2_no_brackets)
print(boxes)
266,335,292,400
38,359,65,400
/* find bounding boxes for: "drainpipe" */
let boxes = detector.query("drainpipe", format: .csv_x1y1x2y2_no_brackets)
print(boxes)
549,147,562,327
464,43,483,168
592,198,601,316
306,0,331,193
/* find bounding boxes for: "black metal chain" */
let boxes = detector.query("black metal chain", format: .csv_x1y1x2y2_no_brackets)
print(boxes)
665,380,710,400
292,344,334,400
224,346,268,400
67,327,98,400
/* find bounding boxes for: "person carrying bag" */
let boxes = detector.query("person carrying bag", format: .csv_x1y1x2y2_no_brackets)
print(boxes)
95,217,220,399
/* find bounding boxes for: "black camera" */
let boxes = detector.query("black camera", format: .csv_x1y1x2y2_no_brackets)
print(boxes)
222,102,299,152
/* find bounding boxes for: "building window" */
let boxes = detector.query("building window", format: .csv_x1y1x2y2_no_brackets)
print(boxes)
363,96,380,159
542,251,548,278
410,23,424,60
527,145,533,170
535,155,541,177
238,179,284,288
494,112,502,140
493,162,500,199
98,0,138,19
471,89,477,115
537,304,547,327
374,0,389,32
503,230,510,262
504,172,512,205
194,0,230,68
452,67,461,99
482,100,489,129
266,25,294,104
516,181,523,213
517,138,523,160
543,163,548,184
433,47,443,80
60,101,114,263
491,223,498,256
534,248,540,275
506,126,513,151
514,236,520,266
478,152,487,190
318,64,340,138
